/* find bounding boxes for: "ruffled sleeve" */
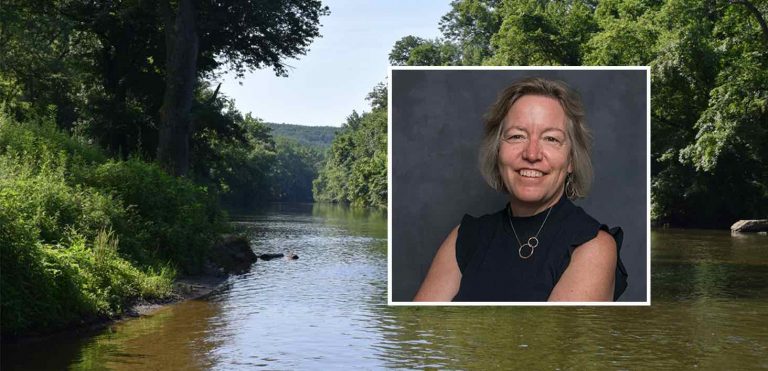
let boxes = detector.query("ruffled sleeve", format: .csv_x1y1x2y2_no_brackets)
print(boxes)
604,226,628,301
565,217,629,301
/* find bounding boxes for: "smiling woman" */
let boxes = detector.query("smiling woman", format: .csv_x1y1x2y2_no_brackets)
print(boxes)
390,70,647,304
413,77,627,302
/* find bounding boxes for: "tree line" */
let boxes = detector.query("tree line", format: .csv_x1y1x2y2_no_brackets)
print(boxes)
0,0,330,336
266,123,340,148
389,0,767,228
1,0,330,207
313,83,388,209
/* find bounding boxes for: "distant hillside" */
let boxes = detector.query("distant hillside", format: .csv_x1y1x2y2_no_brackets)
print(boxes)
266,123,341,148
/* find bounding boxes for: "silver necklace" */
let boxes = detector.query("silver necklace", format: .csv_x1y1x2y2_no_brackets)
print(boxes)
507,205,553,259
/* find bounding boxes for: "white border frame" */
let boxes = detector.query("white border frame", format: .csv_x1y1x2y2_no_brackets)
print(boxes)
386,66,652,306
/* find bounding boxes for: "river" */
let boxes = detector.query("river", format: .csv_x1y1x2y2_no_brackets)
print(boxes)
2,205,767,369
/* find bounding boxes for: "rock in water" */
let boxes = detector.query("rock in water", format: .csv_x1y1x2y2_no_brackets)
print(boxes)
212,235,257,274
259,253,284,261
731,219,768,233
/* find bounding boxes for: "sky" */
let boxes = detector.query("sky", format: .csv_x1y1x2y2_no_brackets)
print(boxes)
217,1,451,127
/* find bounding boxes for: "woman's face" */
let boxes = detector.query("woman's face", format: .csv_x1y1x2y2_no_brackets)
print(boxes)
498,95,572,214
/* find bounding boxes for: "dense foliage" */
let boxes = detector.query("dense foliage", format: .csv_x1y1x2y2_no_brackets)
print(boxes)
0,103,326,335
0,113,223,335
0,0,328,174
272,137,325,203
313,84,387,209
391,0,768,228
188,94,324,207
0,0,332,337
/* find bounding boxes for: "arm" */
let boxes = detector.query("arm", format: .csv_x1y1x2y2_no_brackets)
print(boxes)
548,230,616,302
413,225,462,302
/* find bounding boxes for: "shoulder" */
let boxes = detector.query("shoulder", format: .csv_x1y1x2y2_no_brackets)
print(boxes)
551,203,626,301
413,224,461,302
573,230,617,262
446,224,460,242
435,224,460,261
549,229,617,301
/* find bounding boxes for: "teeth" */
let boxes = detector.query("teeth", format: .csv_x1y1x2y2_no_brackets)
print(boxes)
520,169,543,178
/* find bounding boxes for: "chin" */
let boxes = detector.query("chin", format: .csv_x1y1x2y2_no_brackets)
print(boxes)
510,190,548,204
509,185,560,205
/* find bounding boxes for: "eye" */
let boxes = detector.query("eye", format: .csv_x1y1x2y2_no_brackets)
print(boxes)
503,134,526,142
543,136,562,144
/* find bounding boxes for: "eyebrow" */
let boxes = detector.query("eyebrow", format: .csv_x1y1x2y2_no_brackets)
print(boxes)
503,125,566,135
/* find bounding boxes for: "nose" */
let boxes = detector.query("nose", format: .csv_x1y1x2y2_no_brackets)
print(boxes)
522,138,542,162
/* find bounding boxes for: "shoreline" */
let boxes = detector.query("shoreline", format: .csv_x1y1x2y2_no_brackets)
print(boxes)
130,275,228,316
1,274,228,345
2,233,256,345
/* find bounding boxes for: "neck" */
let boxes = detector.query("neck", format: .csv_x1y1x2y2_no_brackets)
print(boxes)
509,190,564,217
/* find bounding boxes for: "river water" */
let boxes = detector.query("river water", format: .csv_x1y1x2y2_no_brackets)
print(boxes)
3,205,767,369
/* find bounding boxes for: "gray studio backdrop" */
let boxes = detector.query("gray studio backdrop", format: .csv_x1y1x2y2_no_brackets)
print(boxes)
391,69,648,302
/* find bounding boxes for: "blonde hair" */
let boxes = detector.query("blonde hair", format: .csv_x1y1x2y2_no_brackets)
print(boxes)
478,77,593,199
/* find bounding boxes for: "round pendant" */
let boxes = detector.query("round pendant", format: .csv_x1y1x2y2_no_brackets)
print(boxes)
519,243,535,259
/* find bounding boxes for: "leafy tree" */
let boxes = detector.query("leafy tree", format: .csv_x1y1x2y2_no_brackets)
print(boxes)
271,137,324,202
0,1,99,129
366,82,388,110
314,84,387,208
439,0,503,64
1,0,329,176
390,0,768,226
157,0,332,175
193,108,277,208
487,0,598,65
344,110,364,130
389,36,461,66
389,36,427,66
389,0,503,66
583,0,661,65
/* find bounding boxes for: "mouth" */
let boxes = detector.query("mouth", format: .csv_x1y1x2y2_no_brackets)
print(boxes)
518,169,545,178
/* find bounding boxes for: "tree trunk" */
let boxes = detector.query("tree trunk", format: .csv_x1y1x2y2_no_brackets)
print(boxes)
158,0,198,177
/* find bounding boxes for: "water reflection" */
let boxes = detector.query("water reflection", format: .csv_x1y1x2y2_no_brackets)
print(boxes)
374,229,768,369
376,301,767,369
70,300,223,370
3,212,767,369
2,299,223,371
200,203,389,368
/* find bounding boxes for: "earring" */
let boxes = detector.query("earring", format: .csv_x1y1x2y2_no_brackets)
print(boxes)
566,173,577,199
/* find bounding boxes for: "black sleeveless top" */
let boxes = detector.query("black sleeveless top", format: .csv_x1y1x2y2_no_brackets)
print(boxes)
453,194,628,302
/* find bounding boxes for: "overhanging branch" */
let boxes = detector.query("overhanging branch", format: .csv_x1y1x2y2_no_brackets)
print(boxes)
730,0,768,47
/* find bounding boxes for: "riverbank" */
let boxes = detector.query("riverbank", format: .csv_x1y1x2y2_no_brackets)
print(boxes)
1,116,230,338
129,275,229,317
1,274,229,346
1,233,256,344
